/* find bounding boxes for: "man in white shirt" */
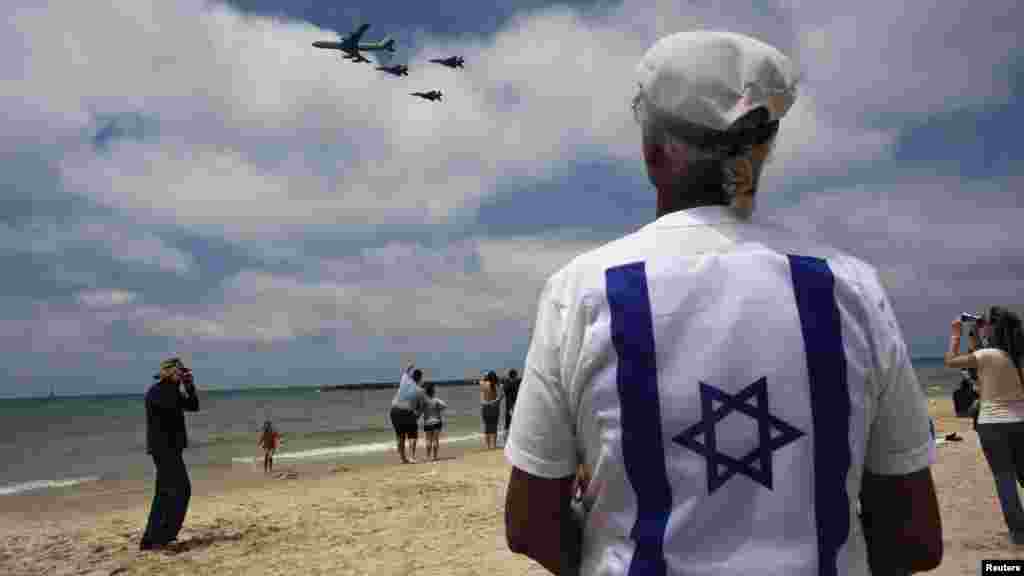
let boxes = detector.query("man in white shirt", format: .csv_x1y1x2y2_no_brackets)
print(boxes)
391,364,427,463
503,30,942,576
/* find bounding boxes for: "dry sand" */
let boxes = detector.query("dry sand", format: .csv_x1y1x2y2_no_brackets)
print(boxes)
2,399,1023,575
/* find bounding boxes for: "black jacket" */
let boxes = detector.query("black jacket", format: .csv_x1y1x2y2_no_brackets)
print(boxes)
145,380,199,454
503,377,521,413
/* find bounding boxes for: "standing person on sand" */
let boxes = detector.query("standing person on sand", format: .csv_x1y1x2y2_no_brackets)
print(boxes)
503,30,941,575
502,369,521,442
258,420,281,474
421,382,448,460
390,364,428,464
479,371,503,450
141,357,200,551
946,306,1024,543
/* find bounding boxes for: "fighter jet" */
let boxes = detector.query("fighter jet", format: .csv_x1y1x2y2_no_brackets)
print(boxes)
313,24,395,63
376,64,409,76
410,90,443,101
429,56,464,68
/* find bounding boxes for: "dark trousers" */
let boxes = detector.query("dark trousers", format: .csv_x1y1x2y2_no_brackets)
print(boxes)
142,450,191,546
977,422,1024,534
505,410,513,434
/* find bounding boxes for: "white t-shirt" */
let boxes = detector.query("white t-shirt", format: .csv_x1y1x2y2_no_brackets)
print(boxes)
505,206,931,576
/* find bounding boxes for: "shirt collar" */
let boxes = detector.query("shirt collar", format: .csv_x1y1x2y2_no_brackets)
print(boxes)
644,205,752,230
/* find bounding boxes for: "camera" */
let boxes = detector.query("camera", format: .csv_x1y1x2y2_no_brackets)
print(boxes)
960,313,983,324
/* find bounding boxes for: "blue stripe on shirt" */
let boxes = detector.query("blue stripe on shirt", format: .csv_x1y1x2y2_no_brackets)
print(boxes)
788,255,852,576
606,262,671,576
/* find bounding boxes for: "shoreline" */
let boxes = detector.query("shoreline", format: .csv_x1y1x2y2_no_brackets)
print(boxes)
0,433,495,525
4,399,1024,575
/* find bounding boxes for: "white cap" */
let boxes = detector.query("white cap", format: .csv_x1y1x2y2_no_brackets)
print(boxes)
635,31,798,132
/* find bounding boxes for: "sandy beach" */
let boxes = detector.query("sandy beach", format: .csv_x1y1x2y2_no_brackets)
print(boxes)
3,399,1024,576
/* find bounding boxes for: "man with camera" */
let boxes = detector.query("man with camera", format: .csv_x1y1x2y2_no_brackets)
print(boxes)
140,357,200,550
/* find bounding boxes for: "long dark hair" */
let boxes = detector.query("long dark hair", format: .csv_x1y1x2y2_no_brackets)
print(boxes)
988,306,1024,381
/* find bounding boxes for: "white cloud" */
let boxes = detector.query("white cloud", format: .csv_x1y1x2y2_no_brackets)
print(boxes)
131,233,598,344
12,0,922,243
1,0,1020,383
789,0,1021,117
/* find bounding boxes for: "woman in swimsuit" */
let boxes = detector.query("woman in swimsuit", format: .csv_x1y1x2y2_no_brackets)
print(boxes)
479,371,504,450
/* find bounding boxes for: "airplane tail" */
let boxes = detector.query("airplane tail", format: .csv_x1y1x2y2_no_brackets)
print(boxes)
383,38,395,52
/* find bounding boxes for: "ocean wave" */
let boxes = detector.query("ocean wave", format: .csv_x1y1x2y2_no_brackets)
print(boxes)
231,433,484,464
0,475,101,496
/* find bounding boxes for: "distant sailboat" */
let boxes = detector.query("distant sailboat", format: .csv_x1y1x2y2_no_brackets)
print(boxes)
47,382,56,400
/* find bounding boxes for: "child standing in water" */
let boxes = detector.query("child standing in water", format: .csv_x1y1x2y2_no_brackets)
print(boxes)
258,420,281,474
421,382,447,460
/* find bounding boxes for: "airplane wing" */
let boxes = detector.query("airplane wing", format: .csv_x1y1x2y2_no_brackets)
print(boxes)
341,24,370,50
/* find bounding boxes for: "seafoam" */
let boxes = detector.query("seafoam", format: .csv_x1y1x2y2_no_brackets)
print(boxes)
231,433,485,464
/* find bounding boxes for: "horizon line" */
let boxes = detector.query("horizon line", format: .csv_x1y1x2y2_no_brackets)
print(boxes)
1,356,950,401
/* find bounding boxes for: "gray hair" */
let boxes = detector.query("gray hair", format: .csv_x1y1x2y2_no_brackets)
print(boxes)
632,91,779,216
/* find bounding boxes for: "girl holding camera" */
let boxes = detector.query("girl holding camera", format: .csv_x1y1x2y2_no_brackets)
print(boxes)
946,307,1024,543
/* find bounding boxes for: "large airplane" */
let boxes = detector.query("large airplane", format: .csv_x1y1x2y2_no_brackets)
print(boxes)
429,56,464,68
376,64,409,76
410,90,443,101
312,24,395,63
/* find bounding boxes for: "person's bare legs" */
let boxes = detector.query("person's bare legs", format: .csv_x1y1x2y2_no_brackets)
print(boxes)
408,436,418,463
396,433,409,463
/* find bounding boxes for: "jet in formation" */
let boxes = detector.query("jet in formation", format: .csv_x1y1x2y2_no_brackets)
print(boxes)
410,90,443,101
313,24,395,64
429,56,464,68
376,64,409,77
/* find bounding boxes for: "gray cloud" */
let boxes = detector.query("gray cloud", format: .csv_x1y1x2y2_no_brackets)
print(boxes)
0,219,193,275
765,173,1024,349
0,0,1020,394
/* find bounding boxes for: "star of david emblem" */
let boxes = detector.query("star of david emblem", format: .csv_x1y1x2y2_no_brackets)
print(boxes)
673,377,804,494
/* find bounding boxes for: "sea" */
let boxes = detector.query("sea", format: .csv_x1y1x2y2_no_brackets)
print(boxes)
0,358,960,498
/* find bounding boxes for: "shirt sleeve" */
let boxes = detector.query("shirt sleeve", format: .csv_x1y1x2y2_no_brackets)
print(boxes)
504,274,578,479
861,265,931,476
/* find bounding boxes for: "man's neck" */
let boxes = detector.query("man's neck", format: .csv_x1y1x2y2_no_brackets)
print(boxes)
656,196,730,218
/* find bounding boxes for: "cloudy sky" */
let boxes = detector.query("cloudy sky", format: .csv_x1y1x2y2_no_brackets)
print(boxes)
2,0,1021,398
